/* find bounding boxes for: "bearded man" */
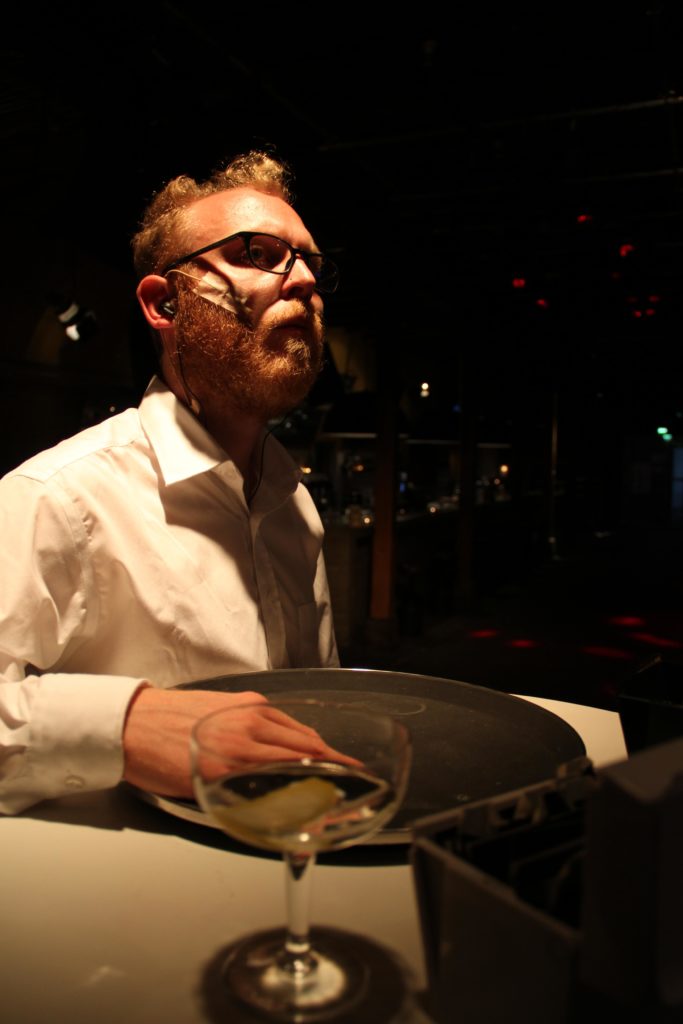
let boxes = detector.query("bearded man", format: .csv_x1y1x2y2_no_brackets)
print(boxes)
0,151,341,813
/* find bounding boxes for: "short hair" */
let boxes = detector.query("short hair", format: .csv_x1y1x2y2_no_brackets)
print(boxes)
131,150,294,278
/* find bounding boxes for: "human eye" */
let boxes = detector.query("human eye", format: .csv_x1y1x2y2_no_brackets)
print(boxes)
249,235,288,271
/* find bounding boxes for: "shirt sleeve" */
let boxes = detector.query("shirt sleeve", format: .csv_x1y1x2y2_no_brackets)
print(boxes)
0,474,146,814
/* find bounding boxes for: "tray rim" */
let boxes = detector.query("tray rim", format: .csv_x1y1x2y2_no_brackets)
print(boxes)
131,668,586,845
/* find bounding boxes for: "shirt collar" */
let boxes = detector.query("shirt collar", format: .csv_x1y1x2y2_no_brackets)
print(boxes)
139,377,227,486
138,377,303,506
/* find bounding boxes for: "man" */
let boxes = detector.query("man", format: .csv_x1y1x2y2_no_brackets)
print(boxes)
0,151,340,813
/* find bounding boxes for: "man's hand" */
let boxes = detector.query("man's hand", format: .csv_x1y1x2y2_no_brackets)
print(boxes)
121,686,349,798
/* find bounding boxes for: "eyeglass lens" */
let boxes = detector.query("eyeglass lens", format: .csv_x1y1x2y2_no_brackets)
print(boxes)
246,234,337,292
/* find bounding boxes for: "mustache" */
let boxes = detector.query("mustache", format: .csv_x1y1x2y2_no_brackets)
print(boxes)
265,301,322,331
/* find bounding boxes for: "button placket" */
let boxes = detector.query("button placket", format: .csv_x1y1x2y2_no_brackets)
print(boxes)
249,513,287,668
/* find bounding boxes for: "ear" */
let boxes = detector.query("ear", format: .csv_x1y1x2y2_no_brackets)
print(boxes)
136,275,177,330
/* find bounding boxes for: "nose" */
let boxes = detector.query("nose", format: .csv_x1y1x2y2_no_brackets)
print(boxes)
281,253,318,301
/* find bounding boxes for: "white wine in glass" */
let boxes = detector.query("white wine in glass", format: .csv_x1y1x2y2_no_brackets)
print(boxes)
191,698,412,1021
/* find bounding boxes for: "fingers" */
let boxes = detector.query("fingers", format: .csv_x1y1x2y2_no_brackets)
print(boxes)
216,705,362,768
255,707,362,767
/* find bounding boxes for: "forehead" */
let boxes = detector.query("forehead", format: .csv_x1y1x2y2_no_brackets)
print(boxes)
181,187,316,251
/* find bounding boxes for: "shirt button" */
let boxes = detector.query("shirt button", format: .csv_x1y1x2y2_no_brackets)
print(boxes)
65,774,85,789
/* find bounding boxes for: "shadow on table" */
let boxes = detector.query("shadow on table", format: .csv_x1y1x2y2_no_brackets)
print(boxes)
23,784,410,866
197,926,434,1023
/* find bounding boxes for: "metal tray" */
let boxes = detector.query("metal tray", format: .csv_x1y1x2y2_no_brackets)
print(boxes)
134,668,585,844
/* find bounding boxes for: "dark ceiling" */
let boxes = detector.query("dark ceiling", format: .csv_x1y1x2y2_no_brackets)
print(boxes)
4,4,683,434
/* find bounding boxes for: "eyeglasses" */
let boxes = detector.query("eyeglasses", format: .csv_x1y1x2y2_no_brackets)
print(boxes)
162,231,339,294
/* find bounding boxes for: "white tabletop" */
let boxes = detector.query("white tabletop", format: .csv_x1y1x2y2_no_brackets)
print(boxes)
0,695,627,1024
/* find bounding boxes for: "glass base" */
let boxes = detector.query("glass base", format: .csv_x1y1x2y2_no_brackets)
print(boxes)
222,927,369,1021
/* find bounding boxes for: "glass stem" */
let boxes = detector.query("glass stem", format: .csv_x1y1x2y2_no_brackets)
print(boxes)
280,851,317,980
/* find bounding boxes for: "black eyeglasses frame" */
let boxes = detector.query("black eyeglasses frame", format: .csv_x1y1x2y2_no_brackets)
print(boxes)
161,230,339,293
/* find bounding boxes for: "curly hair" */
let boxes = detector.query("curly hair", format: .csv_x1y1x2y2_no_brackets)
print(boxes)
131,150,295,278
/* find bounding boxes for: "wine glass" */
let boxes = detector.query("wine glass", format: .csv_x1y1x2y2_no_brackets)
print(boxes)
191,698,412,1021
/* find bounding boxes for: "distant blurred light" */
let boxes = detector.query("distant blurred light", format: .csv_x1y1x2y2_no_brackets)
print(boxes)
300,466,312,474
645,308,656,317
631,631,682,648
507,638,540,649
663,433,673,442
648,294,661,303
608,615,645,627
420,382,430,398
54,296,97,343
535,298,549,309
657,427,668,434
470,629,498,639
577,213,593,223
512,277,526,289
499,464,509,475
633,310,643,318
619,243,635,258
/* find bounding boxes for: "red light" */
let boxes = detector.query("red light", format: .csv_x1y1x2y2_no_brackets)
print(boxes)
536,298,549,309
608,615,645,627
645,308,656,317
469,629,498,639
626,296,638,304
633,310,642,318
610,272,622,281
648,294,661,303
577,213,593,224
631,632,683,649
512,278,526,289
582,646,635,661
619,243,635,258
507,638,540,649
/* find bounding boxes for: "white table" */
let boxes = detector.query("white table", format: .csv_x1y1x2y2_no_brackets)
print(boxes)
0,697,627,1024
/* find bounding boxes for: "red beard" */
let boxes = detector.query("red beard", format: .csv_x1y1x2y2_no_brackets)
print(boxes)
172,286,324,421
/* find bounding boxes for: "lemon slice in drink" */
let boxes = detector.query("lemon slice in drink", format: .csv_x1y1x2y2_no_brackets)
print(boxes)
213,777,340,837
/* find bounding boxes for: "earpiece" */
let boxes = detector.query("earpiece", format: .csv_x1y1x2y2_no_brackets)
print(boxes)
160,300,176,318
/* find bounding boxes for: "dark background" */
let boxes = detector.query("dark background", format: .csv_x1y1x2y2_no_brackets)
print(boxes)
3,4,683,706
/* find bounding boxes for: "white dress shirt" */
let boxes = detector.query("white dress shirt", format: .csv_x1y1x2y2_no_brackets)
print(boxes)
0,377,338,813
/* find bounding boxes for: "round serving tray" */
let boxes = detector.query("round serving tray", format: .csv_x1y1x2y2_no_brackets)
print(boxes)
135,668,585,844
